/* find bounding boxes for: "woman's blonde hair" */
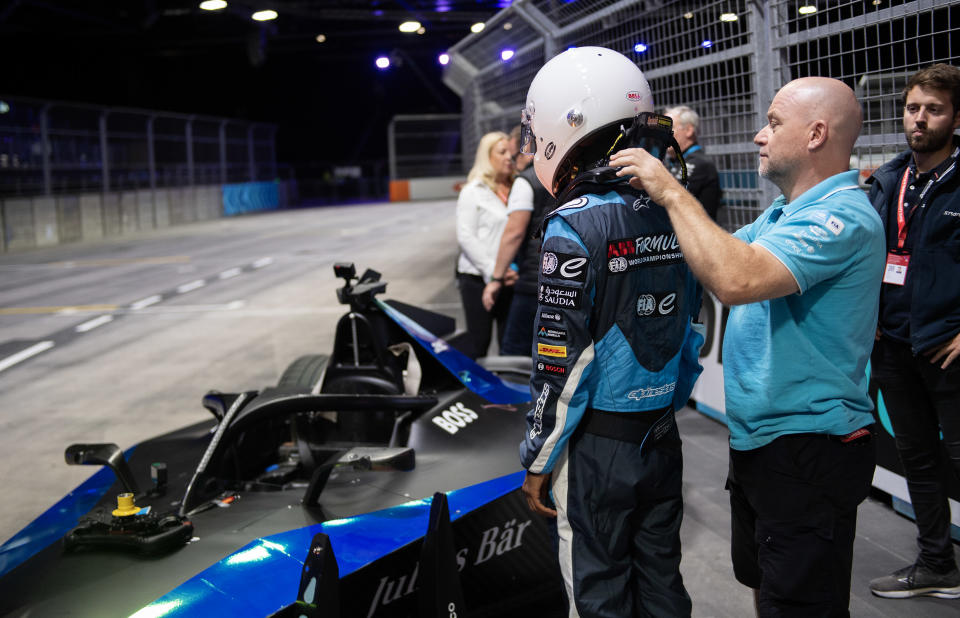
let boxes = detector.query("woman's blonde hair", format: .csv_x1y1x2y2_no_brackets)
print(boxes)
467,131,510,191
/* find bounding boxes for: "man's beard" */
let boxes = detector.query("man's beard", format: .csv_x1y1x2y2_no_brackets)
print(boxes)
905,123,955,153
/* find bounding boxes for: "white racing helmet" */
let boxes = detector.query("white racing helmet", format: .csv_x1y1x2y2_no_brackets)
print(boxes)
521,46,654,197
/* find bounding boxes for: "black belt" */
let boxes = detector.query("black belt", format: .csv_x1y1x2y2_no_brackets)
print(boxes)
579,406,675,455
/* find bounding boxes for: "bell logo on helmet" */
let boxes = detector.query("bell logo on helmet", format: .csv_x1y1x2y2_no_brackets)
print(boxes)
544,142,556,160
626,91,644,101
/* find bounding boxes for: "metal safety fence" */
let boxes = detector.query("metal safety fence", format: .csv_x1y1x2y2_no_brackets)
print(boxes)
387,114,463,180
0,96,278,198
444,0,960,230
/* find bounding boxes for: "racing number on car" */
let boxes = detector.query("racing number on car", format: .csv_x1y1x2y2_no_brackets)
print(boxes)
431,402,478,435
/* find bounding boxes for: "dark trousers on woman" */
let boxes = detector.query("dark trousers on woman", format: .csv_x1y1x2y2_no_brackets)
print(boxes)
872,336,960,573
457,273,512,359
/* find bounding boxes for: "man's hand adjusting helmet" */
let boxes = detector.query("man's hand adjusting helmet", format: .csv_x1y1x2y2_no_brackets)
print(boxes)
521,46,655,197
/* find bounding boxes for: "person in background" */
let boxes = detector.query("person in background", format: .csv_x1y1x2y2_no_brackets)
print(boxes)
482,125,555,356
455,131,515,359
611,76,884,616
664,105,723,221
518,47,705,617
867,63,960,600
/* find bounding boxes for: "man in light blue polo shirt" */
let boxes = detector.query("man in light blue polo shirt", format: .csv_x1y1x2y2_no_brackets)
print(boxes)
610,77,885,616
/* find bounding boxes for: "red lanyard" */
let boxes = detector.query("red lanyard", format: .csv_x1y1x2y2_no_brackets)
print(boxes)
895,167,912,250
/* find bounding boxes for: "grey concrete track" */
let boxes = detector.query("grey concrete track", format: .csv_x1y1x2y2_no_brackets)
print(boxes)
0,200,463,546
0,201,954,616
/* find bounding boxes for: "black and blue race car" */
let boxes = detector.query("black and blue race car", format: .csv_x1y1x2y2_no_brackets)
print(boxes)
0,263,565,617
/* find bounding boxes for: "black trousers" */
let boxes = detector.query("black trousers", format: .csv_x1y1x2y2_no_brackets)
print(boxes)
871,335,960,573
727,430,875,617
457,273,512,359
555,420,690,618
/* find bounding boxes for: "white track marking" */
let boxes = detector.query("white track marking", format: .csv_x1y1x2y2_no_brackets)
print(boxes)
252,257,273,269
75,315,114,332
130,295,162,310
176,279,206,294
0,341,55,373
218,268,242,280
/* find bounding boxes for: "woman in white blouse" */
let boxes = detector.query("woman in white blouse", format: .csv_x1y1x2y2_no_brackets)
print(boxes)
456,131,515,358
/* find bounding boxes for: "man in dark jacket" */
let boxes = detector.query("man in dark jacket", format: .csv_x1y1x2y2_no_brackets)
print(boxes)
867,63,960,600
665,105,722,220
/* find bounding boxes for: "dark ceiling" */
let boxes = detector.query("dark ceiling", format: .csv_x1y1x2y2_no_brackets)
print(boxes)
0,1,509,166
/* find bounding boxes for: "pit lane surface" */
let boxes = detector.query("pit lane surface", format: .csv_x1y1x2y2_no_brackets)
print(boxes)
0,201,954,617
0,201,461,546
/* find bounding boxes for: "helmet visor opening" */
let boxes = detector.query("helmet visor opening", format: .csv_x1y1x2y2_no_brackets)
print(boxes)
519,108,536,155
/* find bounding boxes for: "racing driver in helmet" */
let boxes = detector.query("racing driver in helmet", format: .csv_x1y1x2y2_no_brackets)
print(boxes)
517,47,705,617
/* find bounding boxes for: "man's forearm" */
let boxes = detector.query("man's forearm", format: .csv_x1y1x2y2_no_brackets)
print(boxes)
492,212,530,278
611,147,797,305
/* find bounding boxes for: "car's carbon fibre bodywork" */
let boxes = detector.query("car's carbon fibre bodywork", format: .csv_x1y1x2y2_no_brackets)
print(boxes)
0,267,565,617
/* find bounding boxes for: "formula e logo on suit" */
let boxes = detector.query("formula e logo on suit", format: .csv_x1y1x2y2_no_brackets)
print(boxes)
541,252,588,282
559,256,587,280
636,292,678,317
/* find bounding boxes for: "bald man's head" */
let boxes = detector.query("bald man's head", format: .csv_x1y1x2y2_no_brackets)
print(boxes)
755,77,863,200
776,77,862,157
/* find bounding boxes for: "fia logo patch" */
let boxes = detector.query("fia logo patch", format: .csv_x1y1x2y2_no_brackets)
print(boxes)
636,292,678,317
825,215,845,236
541,252,558,274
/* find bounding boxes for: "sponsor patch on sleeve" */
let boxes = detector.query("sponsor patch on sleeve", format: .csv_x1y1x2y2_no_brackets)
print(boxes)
541,252,588,282
537,343,567,358
535,361,567,377
539,310,562,323
539,283,582,309
537,326,567,340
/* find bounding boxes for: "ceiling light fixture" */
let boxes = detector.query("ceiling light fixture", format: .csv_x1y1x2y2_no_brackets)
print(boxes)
798,5,817,14
251,9,277,21
417,27,426,35
720,12,738,22
199,0,227,10
399,21,421,33
315,34,326,43
375,56,390,69
471,22,485,34
501,49,515,61
438,53,450,65
683,12,693,19
634,43,648,53
503,22,513,30
701,39,713,48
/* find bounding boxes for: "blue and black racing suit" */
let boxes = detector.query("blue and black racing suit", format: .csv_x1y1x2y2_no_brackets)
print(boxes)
519,181,704,618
